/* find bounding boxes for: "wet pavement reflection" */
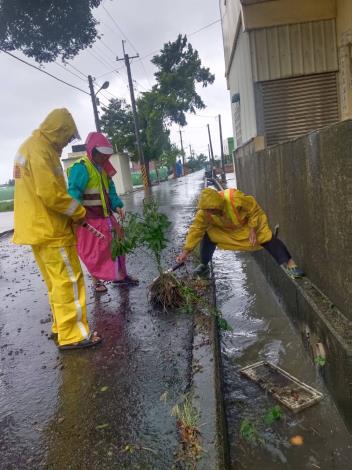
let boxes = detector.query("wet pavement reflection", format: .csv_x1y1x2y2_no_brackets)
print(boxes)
216,249,352,469
0,172,203,469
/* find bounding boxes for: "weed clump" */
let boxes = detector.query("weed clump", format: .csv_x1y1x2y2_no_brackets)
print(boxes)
149,272,185,310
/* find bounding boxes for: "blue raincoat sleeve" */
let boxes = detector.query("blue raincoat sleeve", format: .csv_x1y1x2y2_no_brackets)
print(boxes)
67,162,90,203
108,179,124,210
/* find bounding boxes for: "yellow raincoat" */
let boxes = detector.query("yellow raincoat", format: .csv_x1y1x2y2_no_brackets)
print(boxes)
12,109,90,346
184,188,272,252
13,108,85,245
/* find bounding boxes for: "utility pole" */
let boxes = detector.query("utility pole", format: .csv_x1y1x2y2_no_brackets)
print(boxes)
207,123,215,176
117,41,150,188
179,129,185,168
218,114,226,184
189,144,192,159
88,75,101,132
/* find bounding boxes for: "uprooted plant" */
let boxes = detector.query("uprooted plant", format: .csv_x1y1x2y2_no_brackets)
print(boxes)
171,395,203,467
110,199,232,329
142,198,190,310
111,211,143,260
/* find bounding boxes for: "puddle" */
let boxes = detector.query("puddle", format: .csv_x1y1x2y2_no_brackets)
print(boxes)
214,250,352,470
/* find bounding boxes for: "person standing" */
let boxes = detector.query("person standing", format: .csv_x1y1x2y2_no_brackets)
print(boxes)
12,108,101,350
67,131,138,293
177,187,304,278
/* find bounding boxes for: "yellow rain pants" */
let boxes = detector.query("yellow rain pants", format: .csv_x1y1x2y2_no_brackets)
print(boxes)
12,108,90,347
32,245,89,346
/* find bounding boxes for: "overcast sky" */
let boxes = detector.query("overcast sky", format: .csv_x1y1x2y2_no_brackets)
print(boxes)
0,0,232,184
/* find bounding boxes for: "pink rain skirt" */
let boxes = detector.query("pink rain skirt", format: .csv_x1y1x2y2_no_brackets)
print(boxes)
76,216,127,281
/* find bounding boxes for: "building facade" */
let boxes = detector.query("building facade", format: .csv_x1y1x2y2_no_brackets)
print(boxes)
220,0,352,149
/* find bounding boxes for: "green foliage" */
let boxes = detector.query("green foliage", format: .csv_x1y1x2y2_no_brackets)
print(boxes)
110,212,143,260
315,355,326,367
160,144,181,169
187,153,208,172
0,200,14,212
240,419,258,442
0,186,14,201
100,35,214,166
264,405,284,425
151,34,215,126
0,0,102,62
137,90,171,163
141,199,171,271
101,98,138,161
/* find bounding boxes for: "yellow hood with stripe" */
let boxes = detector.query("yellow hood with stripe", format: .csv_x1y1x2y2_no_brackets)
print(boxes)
13,108,86,246
197,188,225,211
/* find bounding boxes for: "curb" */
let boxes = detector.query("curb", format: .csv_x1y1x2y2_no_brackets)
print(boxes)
253,249,352,431
191,309,230,469
0,229,14,238
189,177,230,469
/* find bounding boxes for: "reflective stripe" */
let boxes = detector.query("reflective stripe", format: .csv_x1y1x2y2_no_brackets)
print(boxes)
83,200,103,206
14,154,26,166
96,146,113,154
59,247,88,339
220,189,246,226
84,187,100,194
64,199,79,216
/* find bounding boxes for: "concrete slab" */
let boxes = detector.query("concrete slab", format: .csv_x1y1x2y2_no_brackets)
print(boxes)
0,171,227,469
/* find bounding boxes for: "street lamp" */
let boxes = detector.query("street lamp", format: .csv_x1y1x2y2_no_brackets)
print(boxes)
88,76,109,132
96,80,109,96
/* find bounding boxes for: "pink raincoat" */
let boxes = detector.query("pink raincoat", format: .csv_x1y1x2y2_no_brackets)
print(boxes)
71,132,127,281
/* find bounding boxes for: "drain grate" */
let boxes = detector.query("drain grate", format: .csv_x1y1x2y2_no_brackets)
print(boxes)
240,361,323,413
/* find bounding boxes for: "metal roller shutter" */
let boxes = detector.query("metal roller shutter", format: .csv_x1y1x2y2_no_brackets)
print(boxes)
262,73,339,147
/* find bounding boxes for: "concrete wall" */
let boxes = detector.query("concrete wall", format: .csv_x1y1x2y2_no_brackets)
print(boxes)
234,120,352,319
110,153,133,195
219,0,242,73
242,0,336,31
249,20,338,82
228,29,257,144
337,0,352,119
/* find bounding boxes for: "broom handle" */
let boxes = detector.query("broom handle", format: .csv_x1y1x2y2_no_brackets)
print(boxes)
170,262,184,272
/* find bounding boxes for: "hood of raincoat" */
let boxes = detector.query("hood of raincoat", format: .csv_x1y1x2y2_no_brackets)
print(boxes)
197,188,225,210
38,108,78,149
85,132,116,178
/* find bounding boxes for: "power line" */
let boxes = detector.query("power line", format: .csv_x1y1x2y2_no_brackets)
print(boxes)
99,38,117,58
67,62,87,79
0,49,89,95
87,49,113,71
188,18,221,37
95,67,122,79
54,61,86,82
139,18,222,61
102,5,139,54
93,42,116,63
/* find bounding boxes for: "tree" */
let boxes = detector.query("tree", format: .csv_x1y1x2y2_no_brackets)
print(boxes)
100,98,137,159
160,144,181,170
187,153,208,172
137,90,171,163
0,0,102,62
101,35,215,172
151,34,215,126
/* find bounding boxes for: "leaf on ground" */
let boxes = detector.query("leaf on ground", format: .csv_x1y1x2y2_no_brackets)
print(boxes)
100,386,109,392
96,423,110,430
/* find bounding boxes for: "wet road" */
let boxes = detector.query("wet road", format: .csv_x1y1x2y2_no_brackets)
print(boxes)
0,211,13,233
216,247,352,469
0,172,202,469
